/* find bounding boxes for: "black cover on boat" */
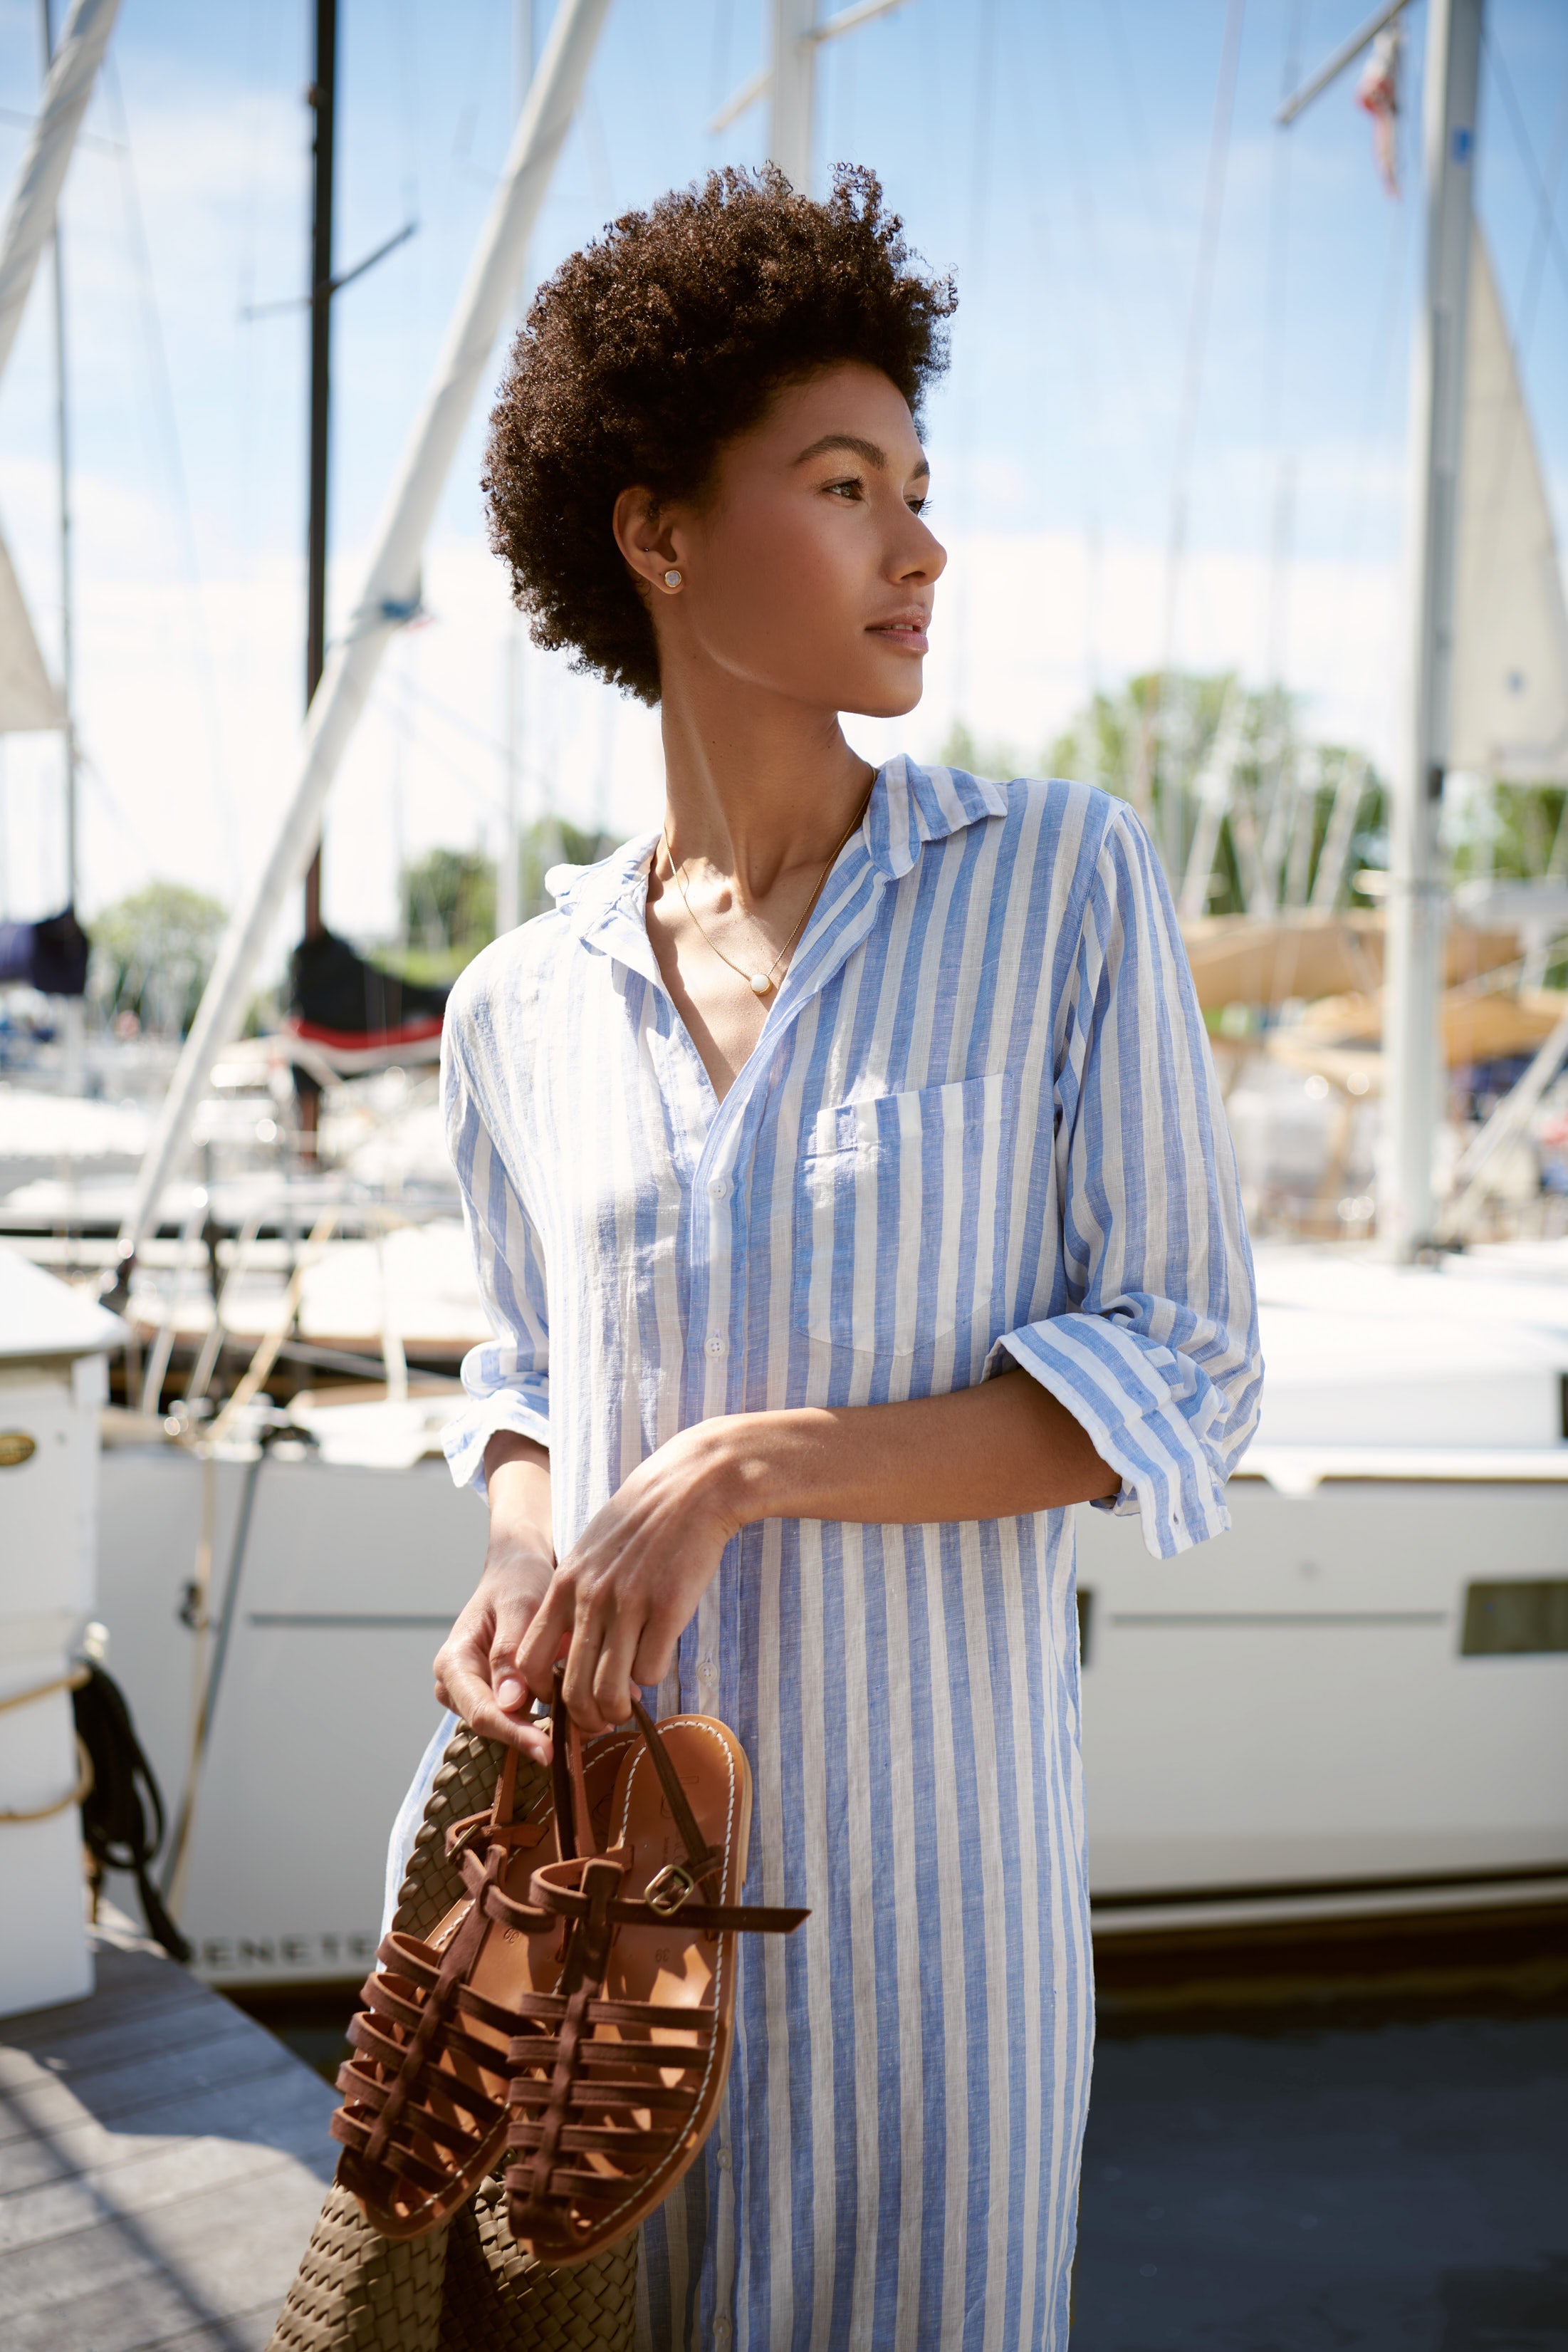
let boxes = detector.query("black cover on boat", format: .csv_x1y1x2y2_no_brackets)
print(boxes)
288,925,450,1044
0,905,90,996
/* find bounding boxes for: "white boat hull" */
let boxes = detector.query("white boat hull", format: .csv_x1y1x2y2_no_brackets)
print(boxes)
95,1444,1568,1986
1078,1468,1568,1934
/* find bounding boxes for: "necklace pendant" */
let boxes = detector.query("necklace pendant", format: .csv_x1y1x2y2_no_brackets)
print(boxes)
748,972,771,996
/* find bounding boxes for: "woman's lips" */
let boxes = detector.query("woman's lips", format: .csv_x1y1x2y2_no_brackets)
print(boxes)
868,618,930,654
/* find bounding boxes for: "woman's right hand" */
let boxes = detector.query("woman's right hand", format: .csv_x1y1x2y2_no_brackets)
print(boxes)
432,1435,556,1762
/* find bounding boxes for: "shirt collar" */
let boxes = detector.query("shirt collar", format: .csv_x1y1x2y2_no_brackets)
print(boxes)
863,754,1009,879
550,754,1009,947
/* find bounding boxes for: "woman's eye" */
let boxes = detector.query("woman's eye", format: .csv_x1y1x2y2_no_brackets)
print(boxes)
908,495,929,516
825,477,863,500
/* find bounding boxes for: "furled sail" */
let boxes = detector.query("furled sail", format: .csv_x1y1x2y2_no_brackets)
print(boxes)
0,522,63,732
1448,225,1568,781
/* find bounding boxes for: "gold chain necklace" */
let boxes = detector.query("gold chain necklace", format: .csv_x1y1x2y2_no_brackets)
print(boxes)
659,783,873,999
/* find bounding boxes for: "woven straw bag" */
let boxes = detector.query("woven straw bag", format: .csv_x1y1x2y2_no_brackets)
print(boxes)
266,1724,638,2351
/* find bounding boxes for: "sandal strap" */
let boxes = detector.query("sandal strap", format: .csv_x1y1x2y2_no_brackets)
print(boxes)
476,1878,557,1935
548,1675,595,1863
359,1847,502,2170
508,2072,696,2111
506,1987,716,2033
528,1856,806,1937
543,1666,724,1896
627,1690,727,1891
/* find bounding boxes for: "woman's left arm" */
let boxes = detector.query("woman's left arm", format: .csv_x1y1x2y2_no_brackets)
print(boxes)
517,1373,1117,1732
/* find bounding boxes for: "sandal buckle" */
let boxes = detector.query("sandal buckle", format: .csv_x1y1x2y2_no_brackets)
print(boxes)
644,1861,696,1917
446,1816,491,1866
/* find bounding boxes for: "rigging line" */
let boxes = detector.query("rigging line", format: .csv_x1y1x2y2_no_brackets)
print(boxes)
1483,25,1568,316
706,0,735,140
1010,14,1097,695
75,742,160,868
1159,0,1247,685
947,0,998,727
367,686,507,814
1156,0,1247,881
100,57,239,896
1488,44,1568,368
1262,1,1308,692
1099,0,1188,351
397,669,512,759
1043,0,1157,427
1337,73,1411,581
1010,25,1098,699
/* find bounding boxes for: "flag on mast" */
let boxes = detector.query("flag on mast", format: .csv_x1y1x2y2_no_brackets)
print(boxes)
1357,24,1402,197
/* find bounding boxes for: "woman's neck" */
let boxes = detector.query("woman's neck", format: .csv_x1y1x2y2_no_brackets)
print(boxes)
657,667,874,904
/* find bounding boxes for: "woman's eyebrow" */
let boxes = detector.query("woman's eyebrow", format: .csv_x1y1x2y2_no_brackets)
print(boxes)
792,432,930,481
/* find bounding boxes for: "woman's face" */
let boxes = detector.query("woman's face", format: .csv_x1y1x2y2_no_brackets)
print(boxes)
621,361,946,719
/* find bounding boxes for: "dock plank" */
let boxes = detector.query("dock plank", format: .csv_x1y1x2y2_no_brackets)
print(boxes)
0,1925,334,2352
0,2061,333,2200
0,2118,330,2255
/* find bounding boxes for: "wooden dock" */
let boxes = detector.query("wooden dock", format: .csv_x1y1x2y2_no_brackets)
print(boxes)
0,1914,335,2352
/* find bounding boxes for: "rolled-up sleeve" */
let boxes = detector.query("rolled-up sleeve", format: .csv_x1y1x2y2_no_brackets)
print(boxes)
992,803,1262,1557
441,1017,551,1494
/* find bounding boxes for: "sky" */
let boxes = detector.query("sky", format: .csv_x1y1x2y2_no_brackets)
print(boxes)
0,0,1564,954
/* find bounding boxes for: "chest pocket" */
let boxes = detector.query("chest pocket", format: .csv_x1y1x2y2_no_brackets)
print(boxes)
791,1071,1016,1355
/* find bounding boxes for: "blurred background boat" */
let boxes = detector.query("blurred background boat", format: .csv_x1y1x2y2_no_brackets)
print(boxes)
0,0,1564,1989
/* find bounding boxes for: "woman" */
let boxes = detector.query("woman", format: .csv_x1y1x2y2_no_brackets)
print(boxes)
409,166,1260,2350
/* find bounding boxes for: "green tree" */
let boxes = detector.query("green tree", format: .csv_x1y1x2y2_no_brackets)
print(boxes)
939,719,1023,780
401,847,496,957
89,880,227,1037
1042,672,1389,917
510,816,621,924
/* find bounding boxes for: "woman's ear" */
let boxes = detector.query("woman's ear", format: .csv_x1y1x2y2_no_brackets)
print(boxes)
613,486,685,597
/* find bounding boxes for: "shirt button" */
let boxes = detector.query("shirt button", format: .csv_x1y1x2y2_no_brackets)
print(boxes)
714,2317,731,2338
717,2145,732,2171
708,1176,729,1199
699,1660,717,1689
706,1333,726,1357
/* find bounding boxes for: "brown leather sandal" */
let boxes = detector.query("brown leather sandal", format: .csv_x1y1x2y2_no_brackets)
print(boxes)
502,1674,808,2263
331,1713,635,2241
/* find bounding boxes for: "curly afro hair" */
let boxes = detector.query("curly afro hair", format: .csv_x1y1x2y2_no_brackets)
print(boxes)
481,164,955,705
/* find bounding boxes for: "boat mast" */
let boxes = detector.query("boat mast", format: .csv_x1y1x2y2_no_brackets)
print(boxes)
1279,0,1483,1261
301,0,335,946
113,0,612,1283
38,0,75,913
708,1,907,195
1384,0,1482,1259
768,0,817,189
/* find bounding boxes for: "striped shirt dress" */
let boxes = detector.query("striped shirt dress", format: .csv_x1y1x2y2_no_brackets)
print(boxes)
402,756,1262,2351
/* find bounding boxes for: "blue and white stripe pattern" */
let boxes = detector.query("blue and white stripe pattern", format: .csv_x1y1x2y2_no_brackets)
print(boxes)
432,757,1260,2351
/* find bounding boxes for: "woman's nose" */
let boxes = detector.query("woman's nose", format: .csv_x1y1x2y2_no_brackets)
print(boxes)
898,516,946,583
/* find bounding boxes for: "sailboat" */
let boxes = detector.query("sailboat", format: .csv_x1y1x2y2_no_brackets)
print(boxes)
0,0,1561,1981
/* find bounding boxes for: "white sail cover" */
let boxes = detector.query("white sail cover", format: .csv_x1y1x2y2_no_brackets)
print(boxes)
0,0,121,387
0,523,62,730
1449,225,1568,780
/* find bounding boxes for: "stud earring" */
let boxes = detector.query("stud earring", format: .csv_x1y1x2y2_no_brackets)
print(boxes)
663,568,682,588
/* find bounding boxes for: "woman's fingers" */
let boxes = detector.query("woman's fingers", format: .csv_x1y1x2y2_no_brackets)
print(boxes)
516,1572,575,1702
488,1579,538,1717
629,1617,679,1695
582,1600,647,1732
439,1646,550,1760
434,1586,551,1762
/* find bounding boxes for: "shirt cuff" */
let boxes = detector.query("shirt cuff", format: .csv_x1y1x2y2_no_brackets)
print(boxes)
989,1316,1233,1559
442,1386,551,1495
